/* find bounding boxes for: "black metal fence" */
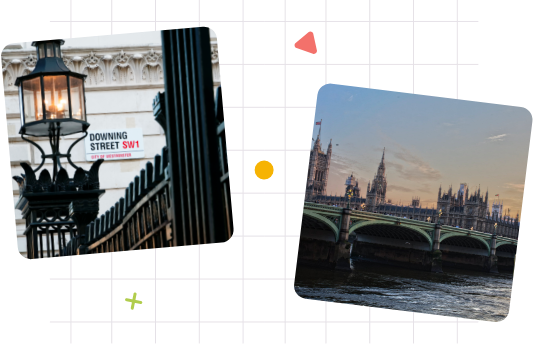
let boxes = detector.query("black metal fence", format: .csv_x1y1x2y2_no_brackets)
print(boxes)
62,27,233,255
63,147,170,255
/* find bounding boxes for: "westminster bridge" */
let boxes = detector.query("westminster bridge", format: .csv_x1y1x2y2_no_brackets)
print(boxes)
298,202,518,273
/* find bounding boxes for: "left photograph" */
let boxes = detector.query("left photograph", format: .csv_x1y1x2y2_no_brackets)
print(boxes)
2,28,233,259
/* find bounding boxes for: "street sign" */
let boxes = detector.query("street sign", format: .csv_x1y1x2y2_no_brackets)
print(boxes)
84,128,145,161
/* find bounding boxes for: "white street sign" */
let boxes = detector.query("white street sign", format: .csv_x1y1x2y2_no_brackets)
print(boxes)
85,128,145,161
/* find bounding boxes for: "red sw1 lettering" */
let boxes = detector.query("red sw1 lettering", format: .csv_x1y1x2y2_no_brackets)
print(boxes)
122,141,139,149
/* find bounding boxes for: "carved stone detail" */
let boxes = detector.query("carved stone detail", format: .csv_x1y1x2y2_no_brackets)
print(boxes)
211,45,219,64
2,43,218,90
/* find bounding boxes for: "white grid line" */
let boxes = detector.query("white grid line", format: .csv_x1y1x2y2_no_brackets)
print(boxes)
199,4,202,343
284,1,287,342
52,278,298,280
231,191,305,195
412,0,415,94
46,1,481,343
413,312,418,344
242,0,245,342
225,106,313,108
70,256,72,344
51,20,479,23
154,249,156,342
220,63,477,65
324,302,327,343
227,149,310,152
51,320,477,324
70,0,72,38
412,3,415,340
369,0,372,88
456,1,460,339
324,1,328,339
369,0,372,335
200,245,201,344
369,307,371,342
111,253,113,343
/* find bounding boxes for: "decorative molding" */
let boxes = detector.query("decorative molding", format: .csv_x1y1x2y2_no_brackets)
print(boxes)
2,43,220,92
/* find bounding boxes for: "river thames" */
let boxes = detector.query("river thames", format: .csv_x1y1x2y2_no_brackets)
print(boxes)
294,261,512,322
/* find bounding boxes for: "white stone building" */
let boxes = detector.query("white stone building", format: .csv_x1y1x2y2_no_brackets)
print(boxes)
2,31,220,256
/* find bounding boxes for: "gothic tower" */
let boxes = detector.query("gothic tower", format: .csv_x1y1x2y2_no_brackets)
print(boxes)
437,184,451,224
365,148,387,211
305,124,332,201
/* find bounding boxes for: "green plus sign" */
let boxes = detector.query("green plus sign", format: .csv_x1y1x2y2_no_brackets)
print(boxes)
125,292,143,310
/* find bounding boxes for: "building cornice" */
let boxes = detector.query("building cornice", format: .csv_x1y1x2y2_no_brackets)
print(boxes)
2,42,220,94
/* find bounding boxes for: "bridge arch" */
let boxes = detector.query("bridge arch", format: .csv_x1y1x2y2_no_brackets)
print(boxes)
439,233,490,256
495,241,517,250
348,220,432,247
302,210,339,242
495,242,517,258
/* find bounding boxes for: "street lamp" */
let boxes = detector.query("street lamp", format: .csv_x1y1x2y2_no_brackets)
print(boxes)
437,209,442,225
346,189,353,209
15,40,89,180
12,40,104,259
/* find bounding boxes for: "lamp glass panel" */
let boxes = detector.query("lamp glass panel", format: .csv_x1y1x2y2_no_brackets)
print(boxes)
69,77,85,120
46,43,55,57
22,77,43,123
38,44,45,60
43,75,69,119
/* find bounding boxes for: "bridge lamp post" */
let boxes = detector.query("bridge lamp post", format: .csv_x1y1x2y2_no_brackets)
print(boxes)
437,209,442,225
360,203,366,212
426,216,431,223
346,189,353,209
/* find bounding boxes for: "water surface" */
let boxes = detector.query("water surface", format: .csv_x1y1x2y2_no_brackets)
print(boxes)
294,261,512,322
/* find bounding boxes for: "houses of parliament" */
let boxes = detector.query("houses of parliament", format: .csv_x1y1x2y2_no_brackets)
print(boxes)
304,128,520,235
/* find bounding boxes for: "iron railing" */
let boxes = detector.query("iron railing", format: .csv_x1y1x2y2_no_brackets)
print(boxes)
63,147,170,255
62,28,233,255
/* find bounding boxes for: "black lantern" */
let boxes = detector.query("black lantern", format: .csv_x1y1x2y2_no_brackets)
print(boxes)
15,40,90,179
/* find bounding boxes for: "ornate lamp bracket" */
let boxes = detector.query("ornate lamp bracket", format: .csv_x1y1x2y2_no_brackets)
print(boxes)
21,130,88,175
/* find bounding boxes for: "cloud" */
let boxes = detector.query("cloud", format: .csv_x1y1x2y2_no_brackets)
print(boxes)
348,95,353,102
388,185,413,192
441,122,454,127
330,152,371,175
503,183,525,194
487,134,507,142
388,147,442,181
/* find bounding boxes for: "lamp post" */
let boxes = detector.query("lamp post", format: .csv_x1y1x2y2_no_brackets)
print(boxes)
346,189,353,209
12,40,105,259
437,209,442,225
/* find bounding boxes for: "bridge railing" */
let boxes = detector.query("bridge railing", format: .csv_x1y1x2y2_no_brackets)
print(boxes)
304,202,519,241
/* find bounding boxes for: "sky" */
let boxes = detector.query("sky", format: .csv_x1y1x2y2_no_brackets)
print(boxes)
312,84,531,219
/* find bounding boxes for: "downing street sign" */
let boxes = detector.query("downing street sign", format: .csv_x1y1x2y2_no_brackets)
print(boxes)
85,128,145,161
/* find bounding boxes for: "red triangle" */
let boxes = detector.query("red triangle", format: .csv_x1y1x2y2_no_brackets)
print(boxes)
295,32,317,54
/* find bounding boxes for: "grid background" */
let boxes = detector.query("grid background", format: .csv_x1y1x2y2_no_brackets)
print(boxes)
7,0,532,343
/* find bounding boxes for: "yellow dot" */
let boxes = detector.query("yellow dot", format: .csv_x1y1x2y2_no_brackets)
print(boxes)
255,160,274,180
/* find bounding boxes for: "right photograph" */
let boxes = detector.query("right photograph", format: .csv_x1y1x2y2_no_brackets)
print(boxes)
294,84,531,322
